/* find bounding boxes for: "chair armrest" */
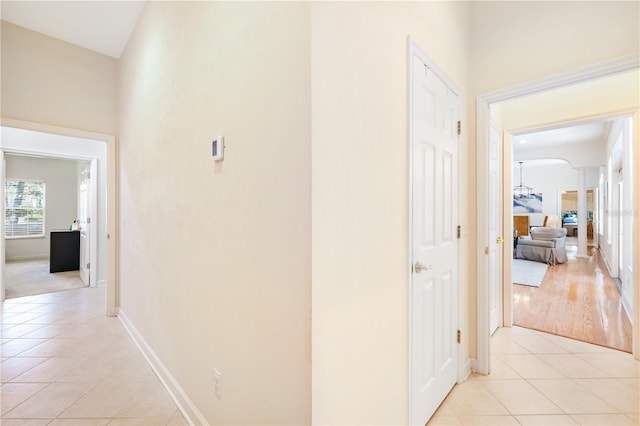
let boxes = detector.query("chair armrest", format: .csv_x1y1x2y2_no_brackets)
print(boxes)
518,239,555,248
553,237,565,249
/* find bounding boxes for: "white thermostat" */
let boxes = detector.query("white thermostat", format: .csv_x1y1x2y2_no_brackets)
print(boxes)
212,136,224,161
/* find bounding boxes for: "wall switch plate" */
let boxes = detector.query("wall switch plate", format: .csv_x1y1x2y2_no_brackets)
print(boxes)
212,136,224,161
214,369,222,399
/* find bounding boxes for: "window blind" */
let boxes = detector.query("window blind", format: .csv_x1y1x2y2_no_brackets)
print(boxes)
5,180,45,238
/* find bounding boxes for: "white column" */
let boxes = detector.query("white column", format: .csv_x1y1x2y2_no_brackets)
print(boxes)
577,167,588,258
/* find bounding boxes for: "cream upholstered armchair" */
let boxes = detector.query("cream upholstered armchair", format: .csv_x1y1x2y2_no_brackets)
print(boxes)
516,226,568,265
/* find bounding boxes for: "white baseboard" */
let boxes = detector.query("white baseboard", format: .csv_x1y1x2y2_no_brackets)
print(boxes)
600,250,616,279
469,358,478,374
117,309,209,426
458,358,473,384
622,297,633,325
622,268,634,325
96,279,106,287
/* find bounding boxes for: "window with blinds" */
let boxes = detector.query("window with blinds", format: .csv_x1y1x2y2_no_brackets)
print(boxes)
5,180,46,238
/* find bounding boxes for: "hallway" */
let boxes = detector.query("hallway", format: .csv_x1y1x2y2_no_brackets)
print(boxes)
513,245,632,353
1,287,185,424
2,286,638,425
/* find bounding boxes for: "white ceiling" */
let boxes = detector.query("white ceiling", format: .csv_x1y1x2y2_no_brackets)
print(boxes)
513,120,612,155
1,1,146,58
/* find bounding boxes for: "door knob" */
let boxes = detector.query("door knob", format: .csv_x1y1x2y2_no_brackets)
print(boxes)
496,236,504,244
414,261,432,273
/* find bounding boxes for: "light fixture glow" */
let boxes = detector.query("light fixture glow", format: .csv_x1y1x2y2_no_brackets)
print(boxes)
513,161,533,198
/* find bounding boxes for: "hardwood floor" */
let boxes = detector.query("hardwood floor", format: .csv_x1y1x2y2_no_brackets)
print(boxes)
513,245,633,353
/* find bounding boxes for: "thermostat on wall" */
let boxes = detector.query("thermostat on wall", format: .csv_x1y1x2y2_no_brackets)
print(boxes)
212,136,224,161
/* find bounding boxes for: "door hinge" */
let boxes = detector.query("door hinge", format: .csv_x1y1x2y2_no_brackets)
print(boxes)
484,246,489,255
457,330,461,344
457,225,461,239
86,263,90,270
457,121,461,135
87,172,91,179
87,217,91,224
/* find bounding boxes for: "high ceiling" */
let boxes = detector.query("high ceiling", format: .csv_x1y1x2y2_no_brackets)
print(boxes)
1,1,146,58
0,1,629,159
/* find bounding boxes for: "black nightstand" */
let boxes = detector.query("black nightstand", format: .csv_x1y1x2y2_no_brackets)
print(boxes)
50,230,80,273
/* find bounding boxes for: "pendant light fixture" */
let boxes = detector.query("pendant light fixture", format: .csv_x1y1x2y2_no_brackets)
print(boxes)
514,161,533,198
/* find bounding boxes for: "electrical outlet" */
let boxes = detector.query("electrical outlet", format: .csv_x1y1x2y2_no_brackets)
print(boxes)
214,369,222,399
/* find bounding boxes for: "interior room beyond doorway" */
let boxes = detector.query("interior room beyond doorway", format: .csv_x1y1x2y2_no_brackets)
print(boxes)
508,116,633,353
1,124,112,315
3,154,90,299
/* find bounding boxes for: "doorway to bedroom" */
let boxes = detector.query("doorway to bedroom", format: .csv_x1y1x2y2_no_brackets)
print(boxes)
3,153,94,299
1,124,113,315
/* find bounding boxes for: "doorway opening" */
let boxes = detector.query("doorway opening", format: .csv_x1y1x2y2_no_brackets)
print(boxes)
476,57,640,375
506,117,633,353
1,120,116,316
3,153,96,299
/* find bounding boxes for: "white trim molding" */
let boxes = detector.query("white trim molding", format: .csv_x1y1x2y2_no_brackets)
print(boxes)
632,109,640,357
458,358,473,384
118,309,209,426
483,53,640,104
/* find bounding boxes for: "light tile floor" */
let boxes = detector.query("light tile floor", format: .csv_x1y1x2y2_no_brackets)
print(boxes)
3,287,639,425
1,287,186,425
429,326,639,426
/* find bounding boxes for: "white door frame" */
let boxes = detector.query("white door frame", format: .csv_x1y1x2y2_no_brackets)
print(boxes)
84,158,99,287
488,120,504,336
476,53,640,374
502,132,514,328
1,154,5,303
0,118,117,316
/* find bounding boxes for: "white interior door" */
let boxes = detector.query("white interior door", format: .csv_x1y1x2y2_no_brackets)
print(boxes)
409,40,459,426
78,162,90,286
489,124,503,335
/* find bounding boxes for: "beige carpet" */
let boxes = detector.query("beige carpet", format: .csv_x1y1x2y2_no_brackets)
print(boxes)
4,258,87,299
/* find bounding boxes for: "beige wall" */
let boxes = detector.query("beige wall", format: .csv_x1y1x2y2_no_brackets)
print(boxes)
470,1,640,95
118,2,311,424
0,21,118,136
311,3,470,423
